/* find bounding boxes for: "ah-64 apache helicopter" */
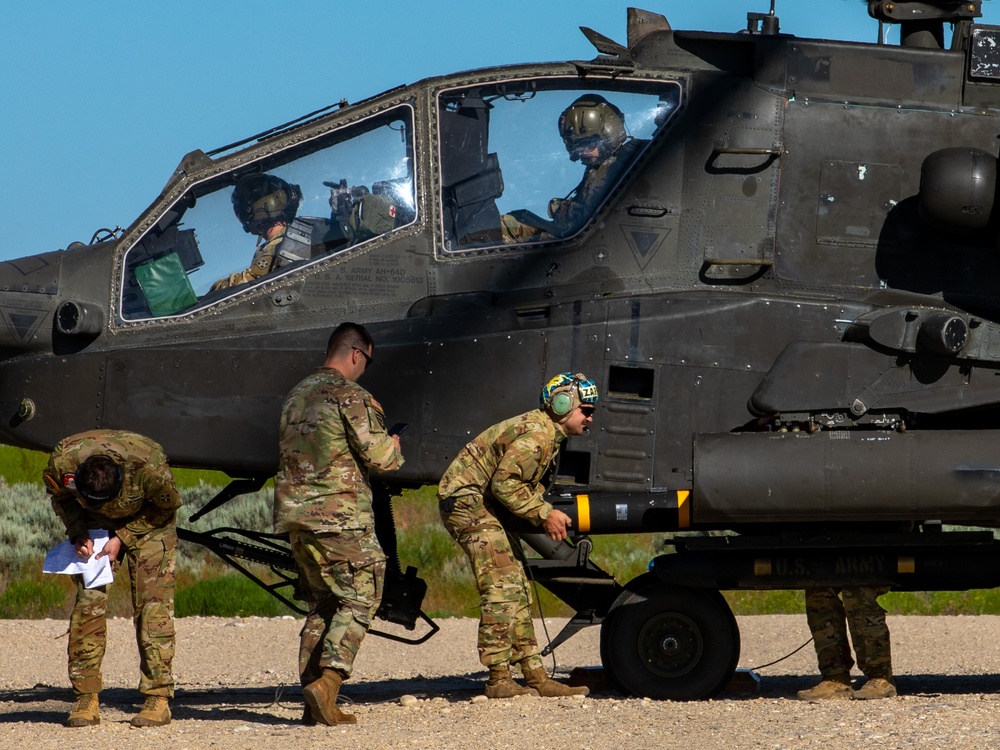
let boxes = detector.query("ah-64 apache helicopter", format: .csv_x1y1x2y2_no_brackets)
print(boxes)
6,0,1000,700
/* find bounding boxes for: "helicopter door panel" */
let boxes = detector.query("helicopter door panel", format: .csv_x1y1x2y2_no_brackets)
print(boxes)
696,82,782,282
601,299,657,491
815,160,902,272
771,102,1000,291
598,362,657,491
419,331,546,464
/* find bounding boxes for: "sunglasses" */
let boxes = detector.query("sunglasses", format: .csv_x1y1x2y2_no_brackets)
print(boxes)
580,406,596,418
353,347,373,367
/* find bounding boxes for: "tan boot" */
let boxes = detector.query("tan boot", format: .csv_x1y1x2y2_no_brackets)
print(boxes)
853,677,897,700
484,665,538,699
522,666,589,697
130,695,171,727
303,669,356,725
67,693,100,727
796,679,852,702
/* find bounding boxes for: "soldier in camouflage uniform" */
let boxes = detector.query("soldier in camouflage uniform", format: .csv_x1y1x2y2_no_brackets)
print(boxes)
797,586,897,701
211,173,304,291
44,429,181,728
439,372,598,699
501,94,642,244
274,321,404,726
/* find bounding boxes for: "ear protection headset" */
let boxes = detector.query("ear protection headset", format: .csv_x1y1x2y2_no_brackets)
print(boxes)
541,372,598,419
549,377,581,416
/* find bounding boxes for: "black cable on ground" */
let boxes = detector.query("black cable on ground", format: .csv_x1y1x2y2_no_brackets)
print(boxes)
748,637,814,671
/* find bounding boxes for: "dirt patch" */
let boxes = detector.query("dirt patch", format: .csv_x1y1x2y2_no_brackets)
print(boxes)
2,615,1000,749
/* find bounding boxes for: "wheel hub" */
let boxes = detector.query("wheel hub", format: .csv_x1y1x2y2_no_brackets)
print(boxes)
637,611,704,678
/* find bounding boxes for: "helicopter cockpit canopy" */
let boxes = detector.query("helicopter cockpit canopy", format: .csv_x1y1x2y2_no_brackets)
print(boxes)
438,78,681,251
119,105,416,320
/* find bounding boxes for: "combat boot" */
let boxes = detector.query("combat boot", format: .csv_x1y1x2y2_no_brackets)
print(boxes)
522,666,589,697
853,677,897,700
303,668,356,725
796,679,852,702
66,693,100,727
484,665,538,699
130,695,171,727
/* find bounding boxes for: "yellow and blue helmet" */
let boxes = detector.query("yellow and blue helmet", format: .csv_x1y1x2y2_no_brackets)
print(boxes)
540,372,598,420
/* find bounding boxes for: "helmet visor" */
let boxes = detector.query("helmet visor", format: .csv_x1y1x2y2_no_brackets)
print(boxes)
564,134,604,162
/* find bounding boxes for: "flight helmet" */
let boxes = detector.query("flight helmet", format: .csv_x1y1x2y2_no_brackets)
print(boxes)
231,173,302,235
558,94,627,162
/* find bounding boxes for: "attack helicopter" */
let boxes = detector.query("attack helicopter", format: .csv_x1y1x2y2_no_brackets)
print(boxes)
8,0,1000,699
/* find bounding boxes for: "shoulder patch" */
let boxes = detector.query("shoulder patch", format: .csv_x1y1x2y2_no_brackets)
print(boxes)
62,473,77,490
368,396,385,415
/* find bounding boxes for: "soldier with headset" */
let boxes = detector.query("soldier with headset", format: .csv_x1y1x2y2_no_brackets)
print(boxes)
438,373,597,699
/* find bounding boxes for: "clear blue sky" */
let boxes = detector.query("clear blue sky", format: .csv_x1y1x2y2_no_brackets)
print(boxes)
4,0,999,261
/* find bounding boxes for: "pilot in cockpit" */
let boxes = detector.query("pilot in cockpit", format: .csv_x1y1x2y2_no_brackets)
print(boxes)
500,94,640,244
211,173,311,291
211,173,400,293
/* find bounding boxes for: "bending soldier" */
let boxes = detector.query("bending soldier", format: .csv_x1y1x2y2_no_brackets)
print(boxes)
45,429,181,728
438,372,597,699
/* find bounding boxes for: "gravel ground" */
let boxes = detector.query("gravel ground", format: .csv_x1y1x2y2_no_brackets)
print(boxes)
3,614,1000,748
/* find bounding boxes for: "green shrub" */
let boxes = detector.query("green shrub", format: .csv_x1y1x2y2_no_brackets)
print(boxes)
881,589,1000,615
0,445,49,485
0,577,69,618
725,589,807,615
175,573,294,618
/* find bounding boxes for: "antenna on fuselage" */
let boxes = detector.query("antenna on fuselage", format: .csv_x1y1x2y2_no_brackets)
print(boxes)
746,1,780,36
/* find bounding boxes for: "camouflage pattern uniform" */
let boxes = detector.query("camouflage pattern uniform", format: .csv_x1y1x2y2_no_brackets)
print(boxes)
44,429,181,697
211,225,288,291
274,366,404,683
804,586,893,682
500,140,640,244
438,409,566,670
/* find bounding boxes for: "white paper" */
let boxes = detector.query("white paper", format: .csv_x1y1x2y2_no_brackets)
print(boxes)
43,529,115,588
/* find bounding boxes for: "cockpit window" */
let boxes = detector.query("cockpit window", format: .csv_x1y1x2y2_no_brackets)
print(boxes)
120,105,415,320
438,79,680,251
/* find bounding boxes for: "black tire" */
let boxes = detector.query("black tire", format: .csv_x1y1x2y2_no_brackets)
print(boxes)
600,576,740,700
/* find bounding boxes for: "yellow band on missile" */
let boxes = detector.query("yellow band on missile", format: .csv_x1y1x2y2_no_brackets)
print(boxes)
677,490,690,528
576,494,591,533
